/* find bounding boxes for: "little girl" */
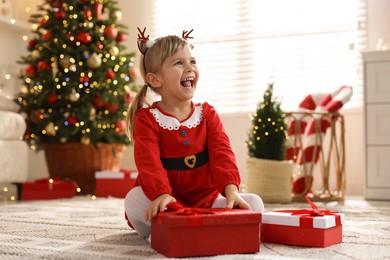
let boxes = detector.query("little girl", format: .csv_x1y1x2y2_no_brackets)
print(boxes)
124,27,264,238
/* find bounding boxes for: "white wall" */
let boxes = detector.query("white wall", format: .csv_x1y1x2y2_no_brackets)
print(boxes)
366,0,390,50
6,0,390,197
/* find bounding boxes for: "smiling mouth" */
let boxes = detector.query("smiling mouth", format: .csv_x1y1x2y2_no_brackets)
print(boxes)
180,77,194,88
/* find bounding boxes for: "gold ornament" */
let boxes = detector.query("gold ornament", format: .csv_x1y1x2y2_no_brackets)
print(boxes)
31,50,41,60
59,55,73,68
69,89,80,102
45,123,56,136
89,107,96,120
108,46,119,56
110,10,122,21
51,58,59,79
86,53,102,69
81,136,90,145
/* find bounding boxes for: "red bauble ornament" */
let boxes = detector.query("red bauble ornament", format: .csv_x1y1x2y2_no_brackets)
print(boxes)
124,90,136,105
30,110,44,124
129,67,139,80
94,3,103,20
25,130,31,140
53,1,63,8
38,61,51,71
79,75,89,84
105,103,118,113
46,93,58,105
77,32,92,44
66,33,75,44
115,120,126,136
93,94,105,109
40,17,49,27
55,10,66,20
42,32,53,41
96,42,104,50
25,65,36,77
106,69,115,79
116,31,127,42
104,26,118,40
66,116,77,126
84,9,92,19
28,39,37,49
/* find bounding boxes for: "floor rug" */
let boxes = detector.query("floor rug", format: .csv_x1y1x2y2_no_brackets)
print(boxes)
0,196,389,259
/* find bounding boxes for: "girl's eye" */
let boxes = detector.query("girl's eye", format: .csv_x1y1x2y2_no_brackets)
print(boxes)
191,60,197,65
174,61,182,65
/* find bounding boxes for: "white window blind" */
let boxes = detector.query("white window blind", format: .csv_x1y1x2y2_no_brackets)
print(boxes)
150,0,366,113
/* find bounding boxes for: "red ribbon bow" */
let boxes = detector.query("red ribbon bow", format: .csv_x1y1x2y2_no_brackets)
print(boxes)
165,202,217,215
276,195,338,217
157,202,219,225
275,196,342,228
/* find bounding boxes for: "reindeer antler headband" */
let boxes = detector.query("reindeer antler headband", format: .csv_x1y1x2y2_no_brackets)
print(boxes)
137,27,194,55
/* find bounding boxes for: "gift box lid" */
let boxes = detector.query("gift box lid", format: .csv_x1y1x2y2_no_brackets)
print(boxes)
22,177,78,190
157,208,261,228
262,195,344,229
262,211,344,229
95,169,138,179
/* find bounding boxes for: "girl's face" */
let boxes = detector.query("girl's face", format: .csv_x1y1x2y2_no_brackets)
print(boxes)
153,45,199,104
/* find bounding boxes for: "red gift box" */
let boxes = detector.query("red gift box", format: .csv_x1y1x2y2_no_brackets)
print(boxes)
261,196,344,247
151,206,261,258
95,169,137,198
21,177,78,200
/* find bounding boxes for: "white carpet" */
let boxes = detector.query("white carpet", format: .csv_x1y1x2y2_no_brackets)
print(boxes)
0,196,389,259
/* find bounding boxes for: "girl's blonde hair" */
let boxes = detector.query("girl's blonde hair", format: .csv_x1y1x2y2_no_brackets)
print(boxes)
126,35,193,138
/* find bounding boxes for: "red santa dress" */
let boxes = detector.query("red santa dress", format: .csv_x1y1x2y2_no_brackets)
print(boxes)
131,101,240,208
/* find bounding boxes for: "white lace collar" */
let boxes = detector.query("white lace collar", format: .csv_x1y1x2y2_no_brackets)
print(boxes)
149,103,203,130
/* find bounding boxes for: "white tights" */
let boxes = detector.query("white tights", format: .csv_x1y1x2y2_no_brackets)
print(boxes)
124,186,264,237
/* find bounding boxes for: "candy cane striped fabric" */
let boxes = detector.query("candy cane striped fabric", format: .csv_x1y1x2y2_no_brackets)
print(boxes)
286,86,353,193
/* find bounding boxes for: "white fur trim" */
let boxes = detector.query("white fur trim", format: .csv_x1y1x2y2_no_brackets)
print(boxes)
149,105,203,130
146,38,156,48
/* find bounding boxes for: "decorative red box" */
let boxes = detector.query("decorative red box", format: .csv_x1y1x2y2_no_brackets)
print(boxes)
95,169,137,198
261,197,344,248
21,178,78,200
151,208,261,258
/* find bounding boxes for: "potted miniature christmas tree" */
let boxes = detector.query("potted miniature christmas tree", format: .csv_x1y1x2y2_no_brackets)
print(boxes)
245,82,293,203
14,0,139,194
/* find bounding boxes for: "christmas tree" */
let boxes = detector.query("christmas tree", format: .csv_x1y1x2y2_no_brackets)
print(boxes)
246,82,288,160
15,0,139,151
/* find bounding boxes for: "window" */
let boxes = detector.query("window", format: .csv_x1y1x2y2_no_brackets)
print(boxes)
150,0,366,113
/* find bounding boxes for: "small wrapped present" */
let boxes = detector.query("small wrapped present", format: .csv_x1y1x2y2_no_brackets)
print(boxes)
95,169,137,198
151,202,261,258
261,196,344,247
21,177,78,200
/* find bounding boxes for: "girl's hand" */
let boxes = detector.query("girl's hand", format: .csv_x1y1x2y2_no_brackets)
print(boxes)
145,193,176,221
224,184,252,210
